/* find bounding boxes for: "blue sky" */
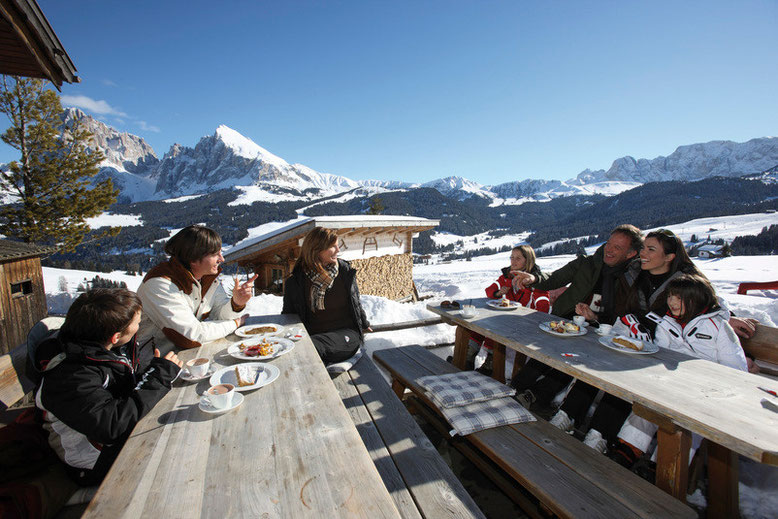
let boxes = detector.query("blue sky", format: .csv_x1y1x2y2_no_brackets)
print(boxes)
2,0,776,185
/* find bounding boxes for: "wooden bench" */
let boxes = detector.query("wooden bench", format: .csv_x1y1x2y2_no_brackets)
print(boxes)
332,353,485,519
741,323,778,377
374,345,696,519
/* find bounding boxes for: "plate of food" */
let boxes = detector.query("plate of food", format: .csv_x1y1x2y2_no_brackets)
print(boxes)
234,323,281,338
486,298,520,311
598,335,659,354
227,337,295,361
539,320,587,337
209,362,280,392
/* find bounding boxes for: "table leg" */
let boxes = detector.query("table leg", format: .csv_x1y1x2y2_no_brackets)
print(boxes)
655,425,691,500
492,343,506,383
706,442,739,519
633,403,690,501
452,326,472,369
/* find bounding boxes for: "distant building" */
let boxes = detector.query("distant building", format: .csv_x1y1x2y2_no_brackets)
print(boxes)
224,216,438,301
696,244,726,259
0,240,53,354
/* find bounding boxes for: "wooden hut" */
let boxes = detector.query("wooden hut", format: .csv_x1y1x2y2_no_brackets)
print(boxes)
0,240,53,354
223,216,438,301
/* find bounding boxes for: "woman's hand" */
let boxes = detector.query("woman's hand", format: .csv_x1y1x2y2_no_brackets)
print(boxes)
496,286,510,297
575,303,597,321
232,274,258,307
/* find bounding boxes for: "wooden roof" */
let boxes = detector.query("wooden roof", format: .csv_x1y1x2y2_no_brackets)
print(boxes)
224,215,439,264
0,238,55,261
0,0,78,89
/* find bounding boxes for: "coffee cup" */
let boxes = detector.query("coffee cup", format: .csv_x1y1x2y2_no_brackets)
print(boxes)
186,357,210,378
461,305,476,318
573,315,586,327
202,383,235,409
597,324,613,335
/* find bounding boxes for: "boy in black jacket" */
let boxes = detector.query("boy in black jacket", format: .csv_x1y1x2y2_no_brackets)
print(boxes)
34,288,182,485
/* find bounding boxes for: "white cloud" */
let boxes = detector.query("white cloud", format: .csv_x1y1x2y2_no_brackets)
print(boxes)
61,95,127,117
101,79,118,87
137,120,161,133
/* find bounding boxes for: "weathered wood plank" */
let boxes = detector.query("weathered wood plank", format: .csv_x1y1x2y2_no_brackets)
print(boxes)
741,323,778,365
82,315,401,518
0,343,34,409
345,355,484,518
333,363,423,519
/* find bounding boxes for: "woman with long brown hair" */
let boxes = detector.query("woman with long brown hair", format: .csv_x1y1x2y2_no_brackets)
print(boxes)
282,227,370,366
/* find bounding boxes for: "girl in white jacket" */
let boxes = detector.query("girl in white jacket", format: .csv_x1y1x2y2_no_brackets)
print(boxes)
613,274,747,468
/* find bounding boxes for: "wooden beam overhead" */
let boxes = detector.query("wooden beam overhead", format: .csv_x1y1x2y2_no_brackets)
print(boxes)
0,0,79,89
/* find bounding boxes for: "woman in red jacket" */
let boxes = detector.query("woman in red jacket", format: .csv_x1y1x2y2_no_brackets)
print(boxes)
470,246,550,373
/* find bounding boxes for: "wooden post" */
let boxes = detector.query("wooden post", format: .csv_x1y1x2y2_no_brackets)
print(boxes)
492,343,506,383
706,442,739,519
452,326,472,369
633,403,690,500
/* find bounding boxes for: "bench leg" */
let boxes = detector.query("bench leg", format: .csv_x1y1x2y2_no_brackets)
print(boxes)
655,425,691,501
452,326,472,369
492,343,506,384
511,352,527,380
391,379,407,400
706,442,739,519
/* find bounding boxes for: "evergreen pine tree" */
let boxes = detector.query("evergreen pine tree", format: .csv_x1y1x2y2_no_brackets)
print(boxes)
0,76,118,251
367,196,385,215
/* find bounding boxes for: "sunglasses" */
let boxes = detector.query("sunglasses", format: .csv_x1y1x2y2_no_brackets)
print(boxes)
440,300,460,309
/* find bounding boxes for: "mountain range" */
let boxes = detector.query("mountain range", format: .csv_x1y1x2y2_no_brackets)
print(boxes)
64,109,778,206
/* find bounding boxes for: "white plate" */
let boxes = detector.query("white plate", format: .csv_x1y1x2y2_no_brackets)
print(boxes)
227,337,295,361
598,335,659,354
539,321,588,337
486,300,520,311
199,391,244,414
209,363,280,392
234,323,281,338
177,366,214,382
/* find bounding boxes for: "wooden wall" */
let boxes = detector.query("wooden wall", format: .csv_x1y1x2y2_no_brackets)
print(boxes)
0,256,47,354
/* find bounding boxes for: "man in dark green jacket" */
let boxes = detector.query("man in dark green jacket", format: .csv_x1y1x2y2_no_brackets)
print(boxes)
510,224,643,408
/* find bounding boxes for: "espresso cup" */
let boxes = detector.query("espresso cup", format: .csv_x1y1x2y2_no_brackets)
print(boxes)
573,315,586,327
597,324,613,335
186,357,210,378
202,383,235,409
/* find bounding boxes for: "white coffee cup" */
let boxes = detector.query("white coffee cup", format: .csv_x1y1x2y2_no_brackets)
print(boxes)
186,357,210,378
573,315,586,327
202,383,235,409
461,305,476,318
597,324,613,335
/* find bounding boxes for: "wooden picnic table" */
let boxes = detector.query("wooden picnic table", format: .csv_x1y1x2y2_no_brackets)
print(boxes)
81,314,401,519
428,298,778,518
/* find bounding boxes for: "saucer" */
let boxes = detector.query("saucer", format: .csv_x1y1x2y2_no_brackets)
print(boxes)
178,366,214,382
199,392,244,414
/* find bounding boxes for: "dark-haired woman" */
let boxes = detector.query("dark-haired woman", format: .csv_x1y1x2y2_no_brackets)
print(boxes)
548,229,705,453
282,227,370,366
137,225,256,354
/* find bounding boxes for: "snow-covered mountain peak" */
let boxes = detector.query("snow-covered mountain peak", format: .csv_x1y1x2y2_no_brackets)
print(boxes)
213,125,288,168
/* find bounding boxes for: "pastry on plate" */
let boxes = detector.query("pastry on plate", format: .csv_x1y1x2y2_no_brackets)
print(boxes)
235,365,260,386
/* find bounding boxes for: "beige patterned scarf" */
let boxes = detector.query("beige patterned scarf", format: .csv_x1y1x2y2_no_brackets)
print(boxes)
306,261,339,312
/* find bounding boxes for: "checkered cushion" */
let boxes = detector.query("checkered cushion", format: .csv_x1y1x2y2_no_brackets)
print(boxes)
418,371,516,409
439,397,536,436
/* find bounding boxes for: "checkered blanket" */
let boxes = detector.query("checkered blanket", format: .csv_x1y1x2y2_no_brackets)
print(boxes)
418,371,535,436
